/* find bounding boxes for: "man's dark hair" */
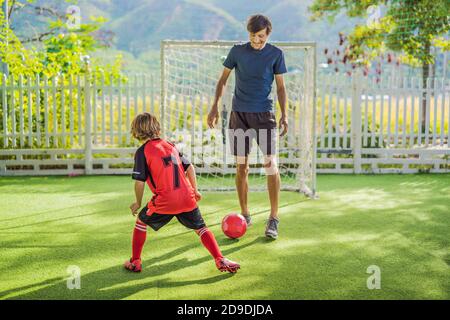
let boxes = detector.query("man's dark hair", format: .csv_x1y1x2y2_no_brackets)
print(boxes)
247,14,272,34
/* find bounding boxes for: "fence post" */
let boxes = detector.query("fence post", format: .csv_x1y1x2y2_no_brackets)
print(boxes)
84,63,93,175
351,71,363,173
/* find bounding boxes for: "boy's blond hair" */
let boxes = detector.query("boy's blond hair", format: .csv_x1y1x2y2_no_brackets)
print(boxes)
131,113,161,141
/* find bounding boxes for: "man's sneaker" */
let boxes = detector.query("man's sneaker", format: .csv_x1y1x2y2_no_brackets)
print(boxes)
242,214,252,227
124,258,142,272
265,218,279,239
215,257,240,273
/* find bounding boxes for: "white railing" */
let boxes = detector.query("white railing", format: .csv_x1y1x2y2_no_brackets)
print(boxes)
0,73,448,176
316,73,449,173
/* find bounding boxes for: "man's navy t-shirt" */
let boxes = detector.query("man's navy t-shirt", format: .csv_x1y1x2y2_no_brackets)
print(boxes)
223,42,287,113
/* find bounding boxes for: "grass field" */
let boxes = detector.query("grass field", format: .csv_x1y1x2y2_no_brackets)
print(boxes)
0,174,449,300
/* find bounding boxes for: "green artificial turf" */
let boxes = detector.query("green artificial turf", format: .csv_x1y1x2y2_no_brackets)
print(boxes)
0,174,449,300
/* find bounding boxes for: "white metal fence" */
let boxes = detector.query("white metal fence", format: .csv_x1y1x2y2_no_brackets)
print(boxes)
0,73,449,176
316,73,449,173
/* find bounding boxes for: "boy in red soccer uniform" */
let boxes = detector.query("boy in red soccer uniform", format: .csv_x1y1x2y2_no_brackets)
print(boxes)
124,113,240,273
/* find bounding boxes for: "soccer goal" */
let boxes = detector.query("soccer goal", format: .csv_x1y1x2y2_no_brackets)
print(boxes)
161,40,317,197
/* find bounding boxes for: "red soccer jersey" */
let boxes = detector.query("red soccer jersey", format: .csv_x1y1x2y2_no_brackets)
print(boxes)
132,138,197,215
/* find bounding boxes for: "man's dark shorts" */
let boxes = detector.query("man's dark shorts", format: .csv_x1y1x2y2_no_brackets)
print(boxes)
138,206,206,231
228,111,277,157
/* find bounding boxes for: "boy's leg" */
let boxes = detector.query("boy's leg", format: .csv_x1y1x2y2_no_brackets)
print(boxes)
175,208,223,260
195,226,223,261
132,219,147,261
124,218,147,272
125,207,174,272
177,208,240,273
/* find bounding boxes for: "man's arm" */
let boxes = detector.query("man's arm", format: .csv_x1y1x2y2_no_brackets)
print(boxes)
207,67,232,129
130,180,145,216
275,74,288,137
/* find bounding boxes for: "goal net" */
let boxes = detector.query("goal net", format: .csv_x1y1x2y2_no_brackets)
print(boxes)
161,40,317,197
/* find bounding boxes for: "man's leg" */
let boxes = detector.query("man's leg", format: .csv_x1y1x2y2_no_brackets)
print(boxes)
262,128,280,239
235,156,250,219
265,155,280,220
228,112,253,224
195,227,222,260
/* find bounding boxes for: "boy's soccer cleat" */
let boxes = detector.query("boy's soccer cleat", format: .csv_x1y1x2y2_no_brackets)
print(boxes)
265,218,279,239
124,258,142,272
215,257,240,273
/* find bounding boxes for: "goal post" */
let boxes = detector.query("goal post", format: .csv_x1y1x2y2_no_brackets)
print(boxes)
161,40,317,197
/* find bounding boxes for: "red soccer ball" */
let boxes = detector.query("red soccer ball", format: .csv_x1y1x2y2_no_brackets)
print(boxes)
222,213,247,239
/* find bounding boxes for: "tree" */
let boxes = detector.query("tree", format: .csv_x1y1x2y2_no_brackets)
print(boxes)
0,0,124,149
309,0,450,131
0,0,122,78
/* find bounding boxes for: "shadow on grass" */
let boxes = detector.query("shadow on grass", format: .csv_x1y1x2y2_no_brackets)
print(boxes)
2,237,263,300
0,209,118,231
0,197,127,224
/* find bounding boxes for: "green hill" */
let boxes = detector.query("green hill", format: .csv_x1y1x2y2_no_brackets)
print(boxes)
12,0,362,72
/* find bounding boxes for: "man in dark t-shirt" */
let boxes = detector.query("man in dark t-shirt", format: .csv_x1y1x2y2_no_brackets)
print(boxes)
207,14,288,239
